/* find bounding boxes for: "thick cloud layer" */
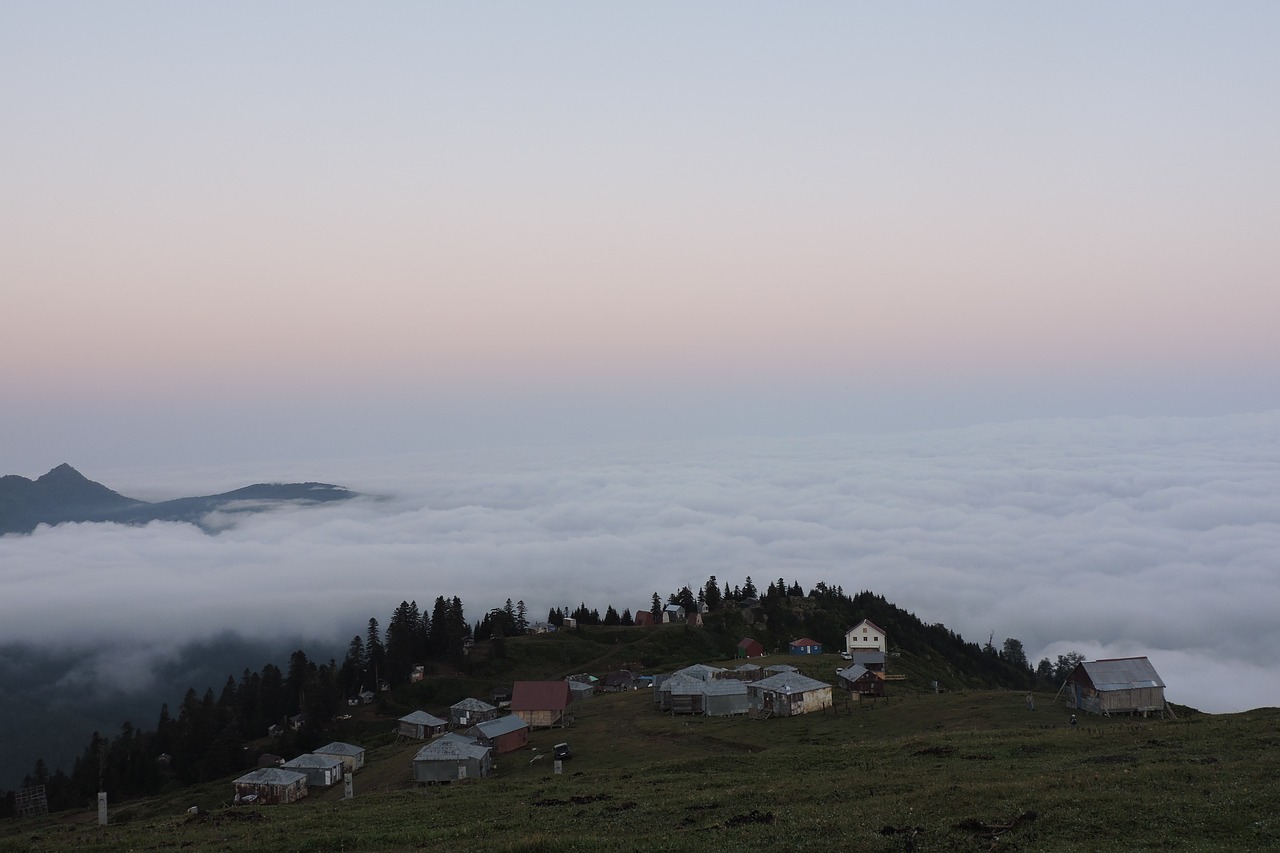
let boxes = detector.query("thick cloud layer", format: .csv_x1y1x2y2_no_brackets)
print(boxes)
3,412,1278,713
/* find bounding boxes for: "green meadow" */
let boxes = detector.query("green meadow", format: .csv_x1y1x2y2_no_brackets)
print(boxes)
4,651,1276,852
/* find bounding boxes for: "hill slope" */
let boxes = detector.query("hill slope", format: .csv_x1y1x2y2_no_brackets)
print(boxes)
3,691,1275,851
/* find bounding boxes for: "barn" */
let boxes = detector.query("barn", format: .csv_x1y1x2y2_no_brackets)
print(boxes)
836,664,886,697
747,672,833,716
469,715,530,755
412,734,492,783
1065,657,1169,717
654,674,701,712
511,680,573,728
450,697,498,729
701,678,750,716
737,637,765,658
314,741,365,773
398,710,448,739
233,767,308,804
282,753,344,787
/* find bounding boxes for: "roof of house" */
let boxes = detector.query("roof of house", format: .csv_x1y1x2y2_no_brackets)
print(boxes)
849,618,886,635
1076,657,1166,691
451,697,496,713
790,637,821,647
664,603,685,612
235,767,308,786
658,674,704,693
852,651,886,663
399,710,447,727
734,663,761,672
471,715,530,738
414,736,490,763
738,637,763,648
671,663,726,681
700,679,749,696
753,672,832,694
282,753,342,770
668,679,709,696
765,664,798,674
838,664,870,681
511,680,572,711
314,741,364,757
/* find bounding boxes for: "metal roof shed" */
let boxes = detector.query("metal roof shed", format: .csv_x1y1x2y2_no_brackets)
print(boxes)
412,736,492,783
282,753,344,787
314,741,365,772
701,678,750,717
1065,657,1170,717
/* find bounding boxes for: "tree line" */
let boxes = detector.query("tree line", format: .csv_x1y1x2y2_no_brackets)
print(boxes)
0,577,1078,818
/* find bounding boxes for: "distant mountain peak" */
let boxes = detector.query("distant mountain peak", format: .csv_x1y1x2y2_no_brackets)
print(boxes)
0,464,359,535
39,463,87,481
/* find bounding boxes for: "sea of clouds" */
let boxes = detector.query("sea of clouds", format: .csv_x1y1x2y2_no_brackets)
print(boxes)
3,411,1278,715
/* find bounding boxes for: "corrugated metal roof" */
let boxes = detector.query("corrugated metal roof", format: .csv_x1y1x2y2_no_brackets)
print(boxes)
472,715,529,738
451,697,496,712
659,674,704,694
400,710,447,727
314,742,363,757
234,767,308,786
672,663,726,681
700,679,748,696
414,737,490,762
753,672,831,693
1079,657,1166,691
282,753,342,770
765,664,798,674
837,664,869,681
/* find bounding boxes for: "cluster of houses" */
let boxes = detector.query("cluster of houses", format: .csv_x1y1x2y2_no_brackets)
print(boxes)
232,741,366,805
401,681,574,783
233,611,1173,803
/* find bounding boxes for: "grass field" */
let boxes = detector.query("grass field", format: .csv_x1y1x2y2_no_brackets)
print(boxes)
3,658,1277,852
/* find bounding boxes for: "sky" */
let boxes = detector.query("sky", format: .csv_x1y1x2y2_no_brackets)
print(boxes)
2,1,1280,738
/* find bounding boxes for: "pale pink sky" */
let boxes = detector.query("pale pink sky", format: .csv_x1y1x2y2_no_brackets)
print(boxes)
3,3,1278,467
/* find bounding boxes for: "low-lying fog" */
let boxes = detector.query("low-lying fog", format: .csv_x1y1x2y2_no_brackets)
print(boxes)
3,411,1277,783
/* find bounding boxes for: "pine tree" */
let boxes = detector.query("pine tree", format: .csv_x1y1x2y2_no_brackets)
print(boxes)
703,576,722,611
365,618,385,684
515,600,529,633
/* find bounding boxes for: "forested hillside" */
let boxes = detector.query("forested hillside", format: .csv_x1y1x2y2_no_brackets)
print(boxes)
0,577,1059,818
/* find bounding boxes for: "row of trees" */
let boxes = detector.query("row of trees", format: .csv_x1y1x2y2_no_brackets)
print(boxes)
2,578,1075,819
3,592,482,816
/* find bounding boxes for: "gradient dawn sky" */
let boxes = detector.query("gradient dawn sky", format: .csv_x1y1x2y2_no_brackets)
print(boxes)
2,2,1279,468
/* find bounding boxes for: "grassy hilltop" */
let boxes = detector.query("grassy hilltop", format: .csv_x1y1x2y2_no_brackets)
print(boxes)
2,633,1277,852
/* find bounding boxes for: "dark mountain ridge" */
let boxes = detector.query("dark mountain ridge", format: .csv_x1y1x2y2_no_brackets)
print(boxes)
0,464,358,535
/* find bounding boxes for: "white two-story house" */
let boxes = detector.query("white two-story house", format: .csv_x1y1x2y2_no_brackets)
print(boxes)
845,619,886,654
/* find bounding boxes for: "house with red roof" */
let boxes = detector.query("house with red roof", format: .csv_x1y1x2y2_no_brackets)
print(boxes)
511,680,573,728
789,637,823,655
